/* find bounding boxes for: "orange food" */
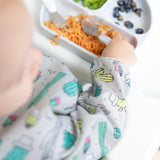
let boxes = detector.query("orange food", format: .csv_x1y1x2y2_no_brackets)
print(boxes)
44,14,119,56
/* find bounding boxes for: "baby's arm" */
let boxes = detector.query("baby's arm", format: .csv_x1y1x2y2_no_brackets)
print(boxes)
76,36,136,158
102,36,137,66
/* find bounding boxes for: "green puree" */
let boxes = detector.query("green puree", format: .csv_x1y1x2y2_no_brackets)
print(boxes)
74,0,107,10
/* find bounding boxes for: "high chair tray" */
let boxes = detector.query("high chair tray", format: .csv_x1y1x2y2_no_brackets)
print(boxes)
40,0,151,62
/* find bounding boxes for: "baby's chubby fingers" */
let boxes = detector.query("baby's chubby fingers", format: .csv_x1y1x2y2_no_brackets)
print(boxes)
102,36,137,67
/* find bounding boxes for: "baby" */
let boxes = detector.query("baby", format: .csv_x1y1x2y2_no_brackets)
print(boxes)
0,0,136,160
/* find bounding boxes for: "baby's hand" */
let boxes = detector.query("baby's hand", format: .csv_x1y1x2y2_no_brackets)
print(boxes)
102,36,137,67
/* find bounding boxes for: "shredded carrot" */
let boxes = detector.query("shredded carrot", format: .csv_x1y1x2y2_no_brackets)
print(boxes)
44,14,119,56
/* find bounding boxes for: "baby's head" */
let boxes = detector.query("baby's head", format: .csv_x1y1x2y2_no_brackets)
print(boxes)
0,0,42,116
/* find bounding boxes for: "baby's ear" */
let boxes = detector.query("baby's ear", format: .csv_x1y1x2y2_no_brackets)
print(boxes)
25,47,42,81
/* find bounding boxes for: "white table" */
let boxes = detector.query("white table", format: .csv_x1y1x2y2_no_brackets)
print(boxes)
23,0,160,159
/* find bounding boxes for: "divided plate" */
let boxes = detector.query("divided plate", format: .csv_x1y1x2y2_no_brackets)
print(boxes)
40,0,152,62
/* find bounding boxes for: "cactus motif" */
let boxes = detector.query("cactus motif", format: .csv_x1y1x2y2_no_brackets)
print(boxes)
94,68,113,82
83,137,91,153
49,97,61,107
63,81,78,96
114,128,121,139
63,130,77,149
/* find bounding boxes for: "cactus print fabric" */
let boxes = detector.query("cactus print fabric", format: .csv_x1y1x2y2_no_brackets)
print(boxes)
0,56,130,160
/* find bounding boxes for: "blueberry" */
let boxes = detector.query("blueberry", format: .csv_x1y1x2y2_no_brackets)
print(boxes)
124,0,129,5
113,12,120,18
118,15,123,21
125,4,132,9
132,5,137,11
124,21,134,29
136,28,144,34
136,8,142,12
117,0,124,6
135,8,142,17
113,7,120,18
114,7,120,12
125,8,130,13
120,6,125,12
127,0,132,5
113,0,142,24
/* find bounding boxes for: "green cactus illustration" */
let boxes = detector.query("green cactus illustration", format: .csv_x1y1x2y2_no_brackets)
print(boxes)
114,128,121,139
76,120,82,131
95,68,113,82
72,155,77,160
89,106,96,114
63,81,78,96
63,130,77,149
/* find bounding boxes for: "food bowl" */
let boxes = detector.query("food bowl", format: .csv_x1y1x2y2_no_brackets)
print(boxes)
40,0,152,62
